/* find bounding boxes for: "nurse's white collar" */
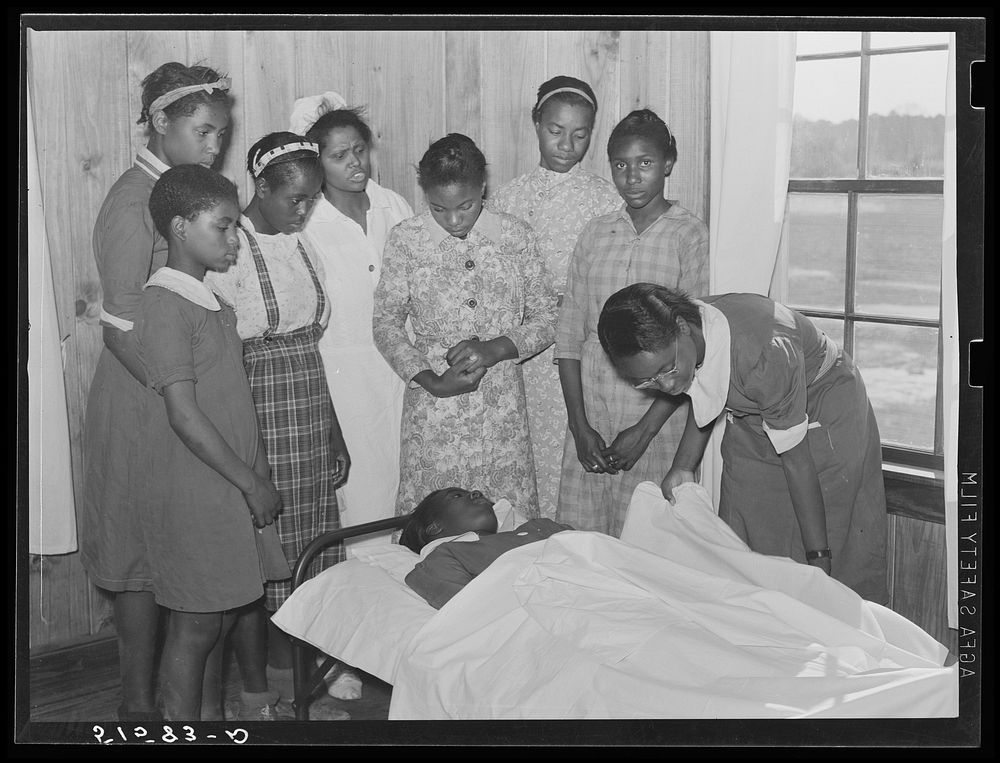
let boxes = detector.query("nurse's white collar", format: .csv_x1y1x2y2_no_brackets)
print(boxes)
686,300,731,427
427,206,502,248
144,267,223,311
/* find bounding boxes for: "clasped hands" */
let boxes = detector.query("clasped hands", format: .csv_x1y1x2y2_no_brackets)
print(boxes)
424,337,502,398
572,421,655,477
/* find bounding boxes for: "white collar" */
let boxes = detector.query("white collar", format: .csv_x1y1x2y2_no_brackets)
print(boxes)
311,183,379,224
135,147,171,181
144,267,222,311
686,300,731,427
419,531,481,558
427,207,502,248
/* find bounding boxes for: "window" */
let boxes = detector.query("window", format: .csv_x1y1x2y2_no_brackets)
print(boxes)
787,31,949,470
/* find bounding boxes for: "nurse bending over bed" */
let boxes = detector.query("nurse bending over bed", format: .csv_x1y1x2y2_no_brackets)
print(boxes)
596,283,889,604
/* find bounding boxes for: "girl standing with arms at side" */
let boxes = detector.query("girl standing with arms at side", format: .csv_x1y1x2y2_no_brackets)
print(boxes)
206,132,351,720
373,134,557,518
291,93,413,552
137,165,288,721
554,109,709,537
81,62,230,722
490,76,621,520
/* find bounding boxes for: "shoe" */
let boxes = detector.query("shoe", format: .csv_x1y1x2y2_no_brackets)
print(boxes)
228,690,295,721
265,665,295,702
306,700,351,721
314,655,363,700
117,703,163,723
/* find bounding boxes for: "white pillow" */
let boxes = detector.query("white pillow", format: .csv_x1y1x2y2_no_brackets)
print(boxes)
271,558,433,684
492,498,528,533
350,543,421,584
273,498,526,682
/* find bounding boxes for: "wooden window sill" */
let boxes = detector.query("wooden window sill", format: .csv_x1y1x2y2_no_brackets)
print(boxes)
883,461,945,524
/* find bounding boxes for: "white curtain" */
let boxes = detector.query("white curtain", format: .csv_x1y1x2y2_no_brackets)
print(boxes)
27,80,78,555
701,31,798,508
942,34,959,629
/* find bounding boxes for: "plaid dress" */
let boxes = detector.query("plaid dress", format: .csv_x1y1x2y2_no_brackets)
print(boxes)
239,227,344,610
554,203,709,536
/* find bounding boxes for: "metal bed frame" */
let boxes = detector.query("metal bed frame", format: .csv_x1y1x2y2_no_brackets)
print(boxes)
289,513,412,721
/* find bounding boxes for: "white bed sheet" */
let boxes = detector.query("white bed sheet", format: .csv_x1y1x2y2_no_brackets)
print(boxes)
388,483,958,719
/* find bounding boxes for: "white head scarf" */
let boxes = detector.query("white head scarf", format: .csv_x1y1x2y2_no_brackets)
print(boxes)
288,90,349,136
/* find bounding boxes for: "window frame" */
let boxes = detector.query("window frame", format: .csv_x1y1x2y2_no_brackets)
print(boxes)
788,32,948,472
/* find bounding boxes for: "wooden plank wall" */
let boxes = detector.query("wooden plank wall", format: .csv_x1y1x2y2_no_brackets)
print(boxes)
25,27,710,651
887,514,958,654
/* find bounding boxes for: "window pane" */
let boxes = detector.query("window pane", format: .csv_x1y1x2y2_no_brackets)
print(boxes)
867,50,948,178
855,195,943,321
808,316,845,348
869,31,950,49
853,322,937,451
795,31,862,56
786,194,847,312
791,57,861,178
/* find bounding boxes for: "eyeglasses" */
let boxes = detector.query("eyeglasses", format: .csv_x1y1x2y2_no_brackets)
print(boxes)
632,341,679,390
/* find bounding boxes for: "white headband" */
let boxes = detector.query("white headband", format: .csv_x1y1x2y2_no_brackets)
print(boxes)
148,77,231,120
288,90,349,135
251,141,320,177
536,86,596,110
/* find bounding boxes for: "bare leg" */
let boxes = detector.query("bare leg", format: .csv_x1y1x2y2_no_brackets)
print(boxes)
160,610,227,721
267,620,295,670
230,602,269,693
199,612,237,721
113,590,161,714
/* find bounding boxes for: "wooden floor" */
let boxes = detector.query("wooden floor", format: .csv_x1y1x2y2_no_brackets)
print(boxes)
28,637,392,723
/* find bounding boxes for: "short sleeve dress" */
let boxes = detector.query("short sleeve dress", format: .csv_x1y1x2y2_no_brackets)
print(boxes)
553,203,710,536
373,208,558,516
135,268,289,612
693,293,889,604
206,215,342,611
80,148,170,592
489,164,621,519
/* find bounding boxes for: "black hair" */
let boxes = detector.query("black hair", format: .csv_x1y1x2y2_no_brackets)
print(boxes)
305,107,373,151
607,109,678,163
597,283,702,360
531,75,598,125
416,133,487,191
137,61,230,126
148,164,239,240
246,131,323,190
398,489,451,553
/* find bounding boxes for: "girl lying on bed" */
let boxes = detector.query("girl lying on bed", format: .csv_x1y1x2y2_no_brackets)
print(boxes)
274,480,956,719
398,488,572,609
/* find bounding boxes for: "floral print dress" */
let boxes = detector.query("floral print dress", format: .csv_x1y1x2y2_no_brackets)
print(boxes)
489,164,621,519
373,208,557,516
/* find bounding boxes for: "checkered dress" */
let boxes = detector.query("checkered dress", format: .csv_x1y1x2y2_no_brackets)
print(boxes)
240,227,344,610
554,204,709,536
